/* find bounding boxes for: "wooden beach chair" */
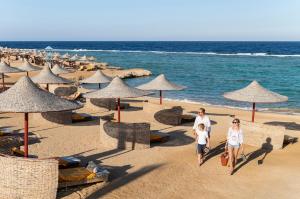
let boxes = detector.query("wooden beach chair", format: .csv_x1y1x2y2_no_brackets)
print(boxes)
72,112,95,123
58,166,109,188
150,131,169,143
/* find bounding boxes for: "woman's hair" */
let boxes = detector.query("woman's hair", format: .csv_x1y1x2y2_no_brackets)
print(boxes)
232,118,241,127
198,123,205,130
233,118,240,123
199,108,205,113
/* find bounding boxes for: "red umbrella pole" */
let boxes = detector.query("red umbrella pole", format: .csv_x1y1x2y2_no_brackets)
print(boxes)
252,103,256,122
24,113,29,157
159,90,162,105
117,98,121,122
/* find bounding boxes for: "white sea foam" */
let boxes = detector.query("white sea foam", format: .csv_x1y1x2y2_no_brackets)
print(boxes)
46,48,300,58
4,46,300,57
162,98,300,115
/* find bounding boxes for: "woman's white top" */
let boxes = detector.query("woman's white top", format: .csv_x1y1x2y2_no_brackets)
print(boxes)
227,127,243,146
196,128,209,145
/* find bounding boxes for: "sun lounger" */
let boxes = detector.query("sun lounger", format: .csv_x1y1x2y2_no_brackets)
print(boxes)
62,92,81,101
58,165,109,188
150,131,169,143
72,112,94,123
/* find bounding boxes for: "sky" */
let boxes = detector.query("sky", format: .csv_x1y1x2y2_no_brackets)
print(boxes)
0,0,300,41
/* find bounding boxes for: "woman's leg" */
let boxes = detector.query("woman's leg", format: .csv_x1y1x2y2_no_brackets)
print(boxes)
228,146,234,174
233,147,239,168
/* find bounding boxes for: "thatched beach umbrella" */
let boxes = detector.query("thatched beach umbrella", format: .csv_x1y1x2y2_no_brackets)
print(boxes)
0,76,81,157
88,56,96,61
137,74,186,104
45,46,53,51
70,54,79,61
51,64,73,75
223,80,288,122
80,70,112,88
84,77,151,122
79,55,88,63
18,61,41,76
0,61,23,90
31,66,72,90
62,53,70,59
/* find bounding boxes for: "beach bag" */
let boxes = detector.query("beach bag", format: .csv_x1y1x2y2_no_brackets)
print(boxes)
220,152,229,166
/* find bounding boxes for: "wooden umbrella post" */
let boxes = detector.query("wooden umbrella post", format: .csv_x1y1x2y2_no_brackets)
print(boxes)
26,71,29,77
46,83,49,91
24,113,29,158
117,98,121,123
159,90,162,105
252,103,256,122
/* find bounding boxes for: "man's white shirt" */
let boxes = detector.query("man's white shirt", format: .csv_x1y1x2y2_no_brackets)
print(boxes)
193,115,211,132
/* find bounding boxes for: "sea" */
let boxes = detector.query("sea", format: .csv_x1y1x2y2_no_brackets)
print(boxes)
1,41,300,114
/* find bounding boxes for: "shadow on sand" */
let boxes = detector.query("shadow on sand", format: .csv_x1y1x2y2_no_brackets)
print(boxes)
264,121,300,131
86,164,163,199
233,137,273,174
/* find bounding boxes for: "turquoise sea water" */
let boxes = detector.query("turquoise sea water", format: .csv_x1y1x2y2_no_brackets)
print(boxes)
1,42,300,113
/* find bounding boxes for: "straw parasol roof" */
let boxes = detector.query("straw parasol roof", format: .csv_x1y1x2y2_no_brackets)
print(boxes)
137,74,185,104
84,76,151,99
0,76,81,113
0,61,23,74
223,80,288,103
31,66,73,84
80,70,112,84
18,61,41,72
45,46,53,50
88,56,96,61
62,53,70,59
70,54,79,61
137,74,186,91
51,64,73,75
79,55,88,62
84,77,152,122
223,80,288,122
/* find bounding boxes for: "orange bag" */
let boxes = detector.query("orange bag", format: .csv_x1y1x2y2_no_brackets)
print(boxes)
220,152,229,166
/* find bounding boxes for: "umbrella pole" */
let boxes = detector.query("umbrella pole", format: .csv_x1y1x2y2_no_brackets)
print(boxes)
98,83,101,89
24,113,29,158
159,90,162,105
26,71,29,77
46,84,49,91
252,103,256,122
117,98,120,123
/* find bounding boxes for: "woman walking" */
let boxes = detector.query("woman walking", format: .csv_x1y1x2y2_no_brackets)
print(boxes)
226,118,244,175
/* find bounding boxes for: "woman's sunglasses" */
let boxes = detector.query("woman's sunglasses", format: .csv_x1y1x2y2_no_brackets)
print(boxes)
232,121,239,124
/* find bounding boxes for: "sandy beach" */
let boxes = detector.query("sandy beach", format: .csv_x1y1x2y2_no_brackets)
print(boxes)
1,68,300,199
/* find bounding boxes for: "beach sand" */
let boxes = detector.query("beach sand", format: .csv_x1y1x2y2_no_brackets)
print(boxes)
1,70,300,199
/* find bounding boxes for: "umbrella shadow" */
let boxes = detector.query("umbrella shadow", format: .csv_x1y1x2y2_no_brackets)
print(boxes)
122,106,143,112
264,121,300,130
151,129,194,148
74,148,133,165
233,137,273,174
189,111,235,118
85,164,163,199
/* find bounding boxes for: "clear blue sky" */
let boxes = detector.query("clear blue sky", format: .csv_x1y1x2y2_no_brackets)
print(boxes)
0,0,299,41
